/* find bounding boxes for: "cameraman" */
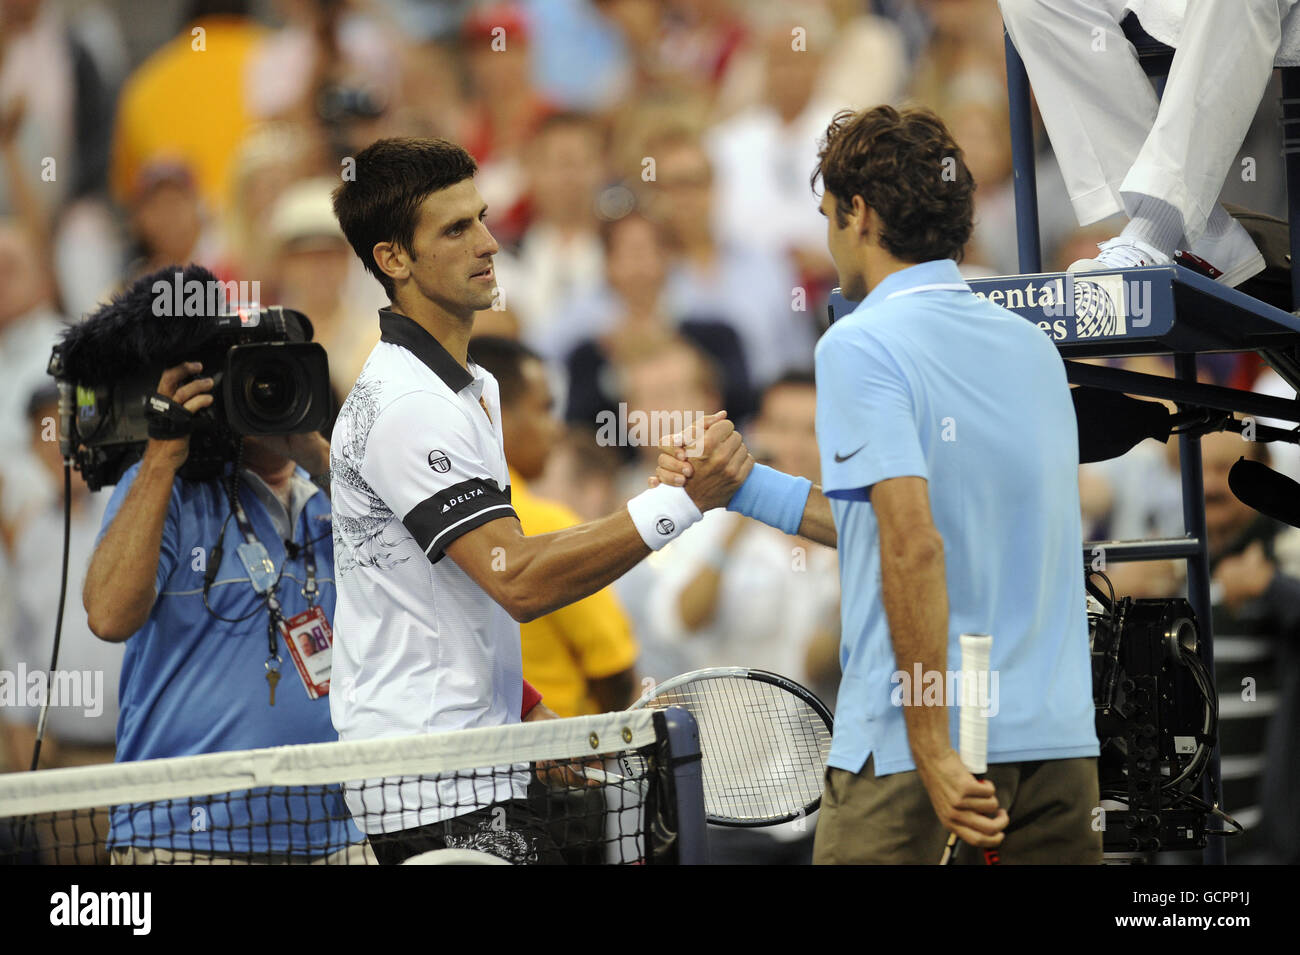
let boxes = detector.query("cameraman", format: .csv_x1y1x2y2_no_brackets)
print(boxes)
83,359,364,864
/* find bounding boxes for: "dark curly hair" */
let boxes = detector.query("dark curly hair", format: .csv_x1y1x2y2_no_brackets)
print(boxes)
811,106,975,264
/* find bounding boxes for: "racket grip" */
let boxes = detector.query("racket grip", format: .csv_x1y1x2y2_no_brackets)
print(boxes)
957,633,992,774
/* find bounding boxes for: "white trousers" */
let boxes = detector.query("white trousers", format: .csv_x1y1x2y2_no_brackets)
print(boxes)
999,0,1298,243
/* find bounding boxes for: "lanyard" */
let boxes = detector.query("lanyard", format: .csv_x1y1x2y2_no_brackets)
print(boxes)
224,474,317,676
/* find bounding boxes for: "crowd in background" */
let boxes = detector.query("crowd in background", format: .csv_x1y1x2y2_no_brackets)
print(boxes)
0,0,1297,861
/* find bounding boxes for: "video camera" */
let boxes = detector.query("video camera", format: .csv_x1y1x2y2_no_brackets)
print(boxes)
47,264,331,490
1086,580,1234,854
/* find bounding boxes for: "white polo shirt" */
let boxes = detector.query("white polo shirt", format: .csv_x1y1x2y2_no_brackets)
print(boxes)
330,308,526,832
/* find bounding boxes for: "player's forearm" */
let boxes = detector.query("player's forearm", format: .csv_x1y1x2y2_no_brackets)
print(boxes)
881,528,951,765
84,453,174,640
501,512,650,623
797,485,837,548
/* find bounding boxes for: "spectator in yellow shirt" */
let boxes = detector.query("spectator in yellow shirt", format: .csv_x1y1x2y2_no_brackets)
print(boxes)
469,336,640,716
111,1,266,216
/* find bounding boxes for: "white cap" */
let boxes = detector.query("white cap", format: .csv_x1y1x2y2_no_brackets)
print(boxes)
268,178,346,252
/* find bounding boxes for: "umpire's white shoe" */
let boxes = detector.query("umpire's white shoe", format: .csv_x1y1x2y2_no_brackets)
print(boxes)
1068,236,1172,273
1175,217,1266,288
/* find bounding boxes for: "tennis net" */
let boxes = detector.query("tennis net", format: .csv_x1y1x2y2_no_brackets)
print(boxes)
0,708,705,865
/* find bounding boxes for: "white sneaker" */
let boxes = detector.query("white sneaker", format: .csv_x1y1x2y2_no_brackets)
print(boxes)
1068,236,1172,273
1176,216,1265,288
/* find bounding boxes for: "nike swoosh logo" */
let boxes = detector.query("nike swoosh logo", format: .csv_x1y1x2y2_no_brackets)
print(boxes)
834,444,867,463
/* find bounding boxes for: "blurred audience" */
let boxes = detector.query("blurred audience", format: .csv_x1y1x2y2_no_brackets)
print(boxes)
224,121,331,280
0,0,78,219
0,0,127,318
706,3,840,286
458,2,557,242
111,0,266,217
265,176,386,395
1194,433,1299,863
122,161,220,282
0,386,123,781
644,126,815,387
531,424,625,523
246,0,402,142
493,111,608,341
524,0,628,111
593,0,746,109
0,219,65,529
556,211,753,434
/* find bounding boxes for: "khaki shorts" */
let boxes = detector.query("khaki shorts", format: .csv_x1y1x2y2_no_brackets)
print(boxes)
813,755,1102,865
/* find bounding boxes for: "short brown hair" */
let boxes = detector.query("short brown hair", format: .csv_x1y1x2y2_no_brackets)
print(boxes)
811,106,975,263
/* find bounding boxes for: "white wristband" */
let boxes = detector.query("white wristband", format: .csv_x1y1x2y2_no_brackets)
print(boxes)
626,484,702,551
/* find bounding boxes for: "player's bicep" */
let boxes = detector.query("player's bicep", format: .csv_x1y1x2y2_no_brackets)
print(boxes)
443,511,529,590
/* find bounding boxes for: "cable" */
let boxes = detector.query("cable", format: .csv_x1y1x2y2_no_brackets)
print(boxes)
1102,788,1246,838
199,439,330,623
1086,569,1116,609
1158,649,1217,793
29,460,73,771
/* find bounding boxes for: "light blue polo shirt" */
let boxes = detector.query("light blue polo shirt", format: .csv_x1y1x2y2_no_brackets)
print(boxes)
815,259,1098,776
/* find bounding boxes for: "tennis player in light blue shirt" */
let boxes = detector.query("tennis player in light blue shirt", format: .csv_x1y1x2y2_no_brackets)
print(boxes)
816,258,1098,779
655,105,1101,863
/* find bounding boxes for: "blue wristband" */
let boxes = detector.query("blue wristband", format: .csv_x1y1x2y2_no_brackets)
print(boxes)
726,463,812,536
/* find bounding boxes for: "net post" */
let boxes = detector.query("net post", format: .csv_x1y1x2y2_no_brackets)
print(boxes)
657,706,708,865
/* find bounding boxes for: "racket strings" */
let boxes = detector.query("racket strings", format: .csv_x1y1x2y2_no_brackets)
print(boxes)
645,677,832,823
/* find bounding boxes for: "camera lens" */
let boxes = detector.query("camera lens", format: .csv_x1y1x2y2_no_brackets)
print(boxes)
247,363,293,417
241,356,307,429
225,341,329,435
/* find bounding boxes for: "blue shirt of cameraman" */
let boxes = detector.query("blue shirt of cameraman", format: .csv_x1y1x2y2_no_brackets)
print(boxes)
98,461,358,856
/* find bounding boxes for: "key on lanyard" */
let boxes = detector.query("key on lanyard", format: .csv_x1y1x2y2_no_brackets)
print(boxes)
266,654,282,706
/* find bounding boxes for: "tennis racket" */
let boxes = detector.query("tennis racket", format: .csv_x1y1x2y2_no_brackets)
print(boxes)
940,633,995,865
599,667,834,827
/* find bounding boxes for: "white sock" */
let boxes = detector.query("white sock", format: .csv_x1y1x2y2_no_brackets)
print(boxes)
1120,196,1184,257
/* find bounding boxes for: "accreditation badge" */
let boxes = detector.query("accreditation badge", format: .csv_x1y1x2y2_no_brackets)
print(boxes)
281,606,333,698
